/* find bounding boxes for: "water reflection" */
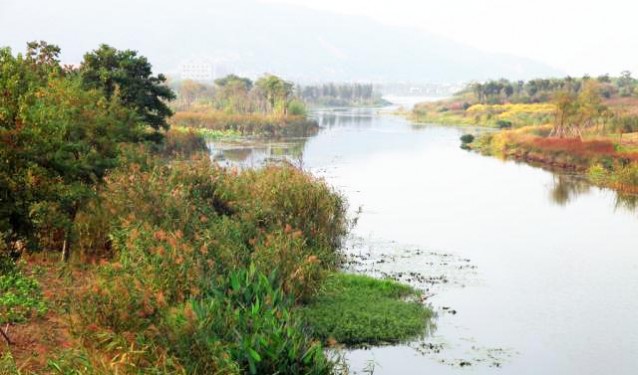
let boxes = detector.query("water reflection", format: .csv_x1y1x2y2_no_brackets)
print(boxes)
207,109,637,215
548,174,592,206
615,192,638,212
207,107,638,374
315,108,375,128
547,171,638,213
208,137,307,168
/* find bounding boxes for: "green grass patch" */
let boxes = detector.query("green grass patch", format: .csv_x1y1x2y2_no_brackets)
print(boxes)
301,273,432,346
0,258,47,324
171,125,240,140
0,352,19,375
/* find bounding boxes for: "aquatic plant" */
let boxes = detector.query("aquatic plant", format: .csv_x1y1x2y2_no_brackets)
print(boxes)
301,273,431,345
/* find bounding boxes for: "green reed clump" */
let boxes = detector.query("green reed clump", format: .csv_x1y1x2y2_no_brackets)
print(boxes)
165,265,331,375
301,273,432,346
69,147,347,373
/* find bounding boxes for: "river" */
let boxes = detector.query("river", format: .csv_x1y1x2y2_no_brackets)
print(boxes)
207,106,638,374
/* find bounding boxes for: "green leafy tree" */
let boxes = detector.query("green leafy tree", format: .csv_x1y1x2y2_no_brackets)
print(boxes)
0,43,63,250
1,43,142,258
178,79,213,107
214,74,252,91
214,75,253,113
80,44,175,132
551,91,579,138
618,70,635,97
255,75,293,115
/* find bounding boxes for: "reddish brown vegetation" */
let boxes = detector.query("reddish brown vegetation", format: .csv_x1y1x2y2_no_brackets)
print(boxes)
530,138,616,157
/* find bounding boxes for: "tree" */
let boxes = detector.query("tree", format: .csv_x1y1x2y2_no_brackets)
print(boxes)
550,82,609,138
471,82,484,103
214,75,253,113
550,91,580,138
577,81,605,127
0,43,65,251
1,43,142,258
214,74,252,91
618,70,634,97
597,74,611,83
255,75,293,115
80,44,175,132
179,79,211,107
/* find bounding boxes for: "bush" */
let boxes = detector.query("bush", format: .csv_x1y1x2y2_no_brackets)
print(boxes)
70,154,347,372
460,134,475,144
159,128,209,157
287,99,308,116
166,266,331,374
0,260,47,324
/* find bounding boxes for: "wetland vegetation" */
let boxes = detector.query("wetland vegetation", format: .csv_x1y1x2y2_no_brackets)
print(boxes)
0,42,431,374
169,76,319,138
411,75,638,193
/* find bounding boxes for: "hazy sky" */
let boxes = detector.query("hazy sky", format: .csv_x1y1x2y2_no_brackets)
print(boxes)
1,0,636,79
264,0,638,76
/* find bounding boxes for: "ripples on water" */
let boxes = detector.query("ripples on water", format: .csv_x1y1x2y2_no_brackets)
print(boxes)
207,107,638,375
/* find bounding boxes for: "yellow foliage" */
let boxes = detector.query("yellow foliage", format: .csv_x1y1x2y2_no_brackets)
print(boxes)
467,103,555,115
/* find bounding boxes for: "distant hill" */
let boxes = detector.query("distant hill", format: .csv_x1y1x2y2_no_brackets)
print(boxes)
0,0,563,82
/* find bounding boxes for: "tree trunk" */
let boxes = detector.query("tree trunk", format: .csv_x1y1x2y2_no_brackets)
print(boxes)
0,325,12,345
61,236,68,262
61,205,79,262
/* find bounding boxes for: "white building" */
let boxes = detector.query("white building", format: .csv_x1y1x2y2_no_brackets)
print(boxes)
179,59,215,81
178,58,238,82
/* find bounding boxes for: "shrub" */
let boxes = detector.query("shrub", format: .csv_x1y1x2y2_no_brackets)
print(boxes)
287,99,308,116
460,134,475,144
0,260,47,324
70,154,347,372
166,266,331,374
159,128,209,157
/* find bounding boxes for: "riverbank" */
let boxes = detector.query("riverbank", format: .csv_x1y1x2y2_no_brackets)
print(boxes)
407,78,638,193
466,126,638,193
409,100,554,128
1,130,432,374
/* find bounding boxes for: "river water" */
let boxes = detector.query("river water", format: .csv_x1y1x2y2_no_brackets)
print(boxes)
208,107,638,374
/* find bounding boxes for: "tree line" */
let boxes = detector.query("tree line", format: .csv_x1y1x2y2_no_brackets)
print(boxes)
173,74,306,116
467,73,637,104
296,83,382,106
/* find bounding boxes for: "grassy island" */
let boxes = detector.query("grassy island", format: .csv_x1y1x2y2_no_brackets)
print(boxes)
169,75,319,138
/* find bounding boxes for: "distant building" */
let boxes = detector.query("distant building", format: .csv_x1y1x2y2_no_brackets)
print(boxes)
179,58,235,82
179,59,214,81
